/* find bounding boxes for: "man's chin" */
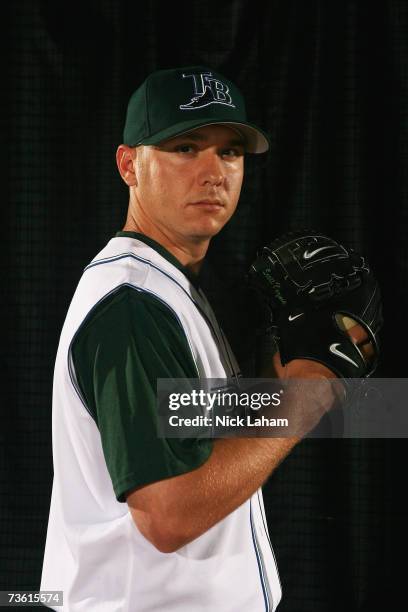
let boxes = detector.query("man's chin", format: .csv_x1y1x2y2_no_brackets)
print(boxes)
187,223,225,243
184,205,232,230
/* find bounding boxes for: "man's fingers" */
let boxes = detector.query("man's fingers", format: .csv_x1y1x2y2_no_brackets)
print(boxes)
337,315,374,361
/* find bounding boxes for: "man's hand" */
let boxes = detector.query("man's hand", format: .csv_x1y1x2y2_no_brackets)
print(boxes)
252,318,374,438
269,318,374,379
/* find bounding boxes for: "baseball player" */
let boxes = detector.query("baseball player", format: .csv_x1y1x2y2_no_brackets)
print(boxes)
40,66,382,611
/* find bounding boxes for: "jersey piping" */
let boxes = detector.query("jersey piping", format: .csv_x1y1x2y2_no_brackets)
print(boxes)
68,282,201,422
84,251,240,379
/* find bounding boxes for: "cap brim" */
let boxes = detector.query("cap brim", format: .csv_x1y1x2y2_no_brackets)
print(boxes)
136,119,270,154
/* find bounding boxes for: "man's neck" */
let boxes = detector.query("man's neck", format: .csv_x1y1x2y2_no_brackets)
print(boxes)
122,221,209,275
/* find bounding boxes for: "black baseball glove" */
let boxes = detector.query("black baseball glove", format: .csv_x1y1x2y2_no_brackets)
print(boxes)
248,230,383,379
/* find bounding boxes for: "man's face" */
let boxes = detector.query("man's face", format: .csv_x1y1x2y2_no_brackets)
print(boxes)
132,124,245,245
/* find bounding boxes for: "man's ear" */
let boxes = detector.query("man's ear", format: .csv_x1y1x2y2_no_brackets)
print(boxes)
116,145,137,186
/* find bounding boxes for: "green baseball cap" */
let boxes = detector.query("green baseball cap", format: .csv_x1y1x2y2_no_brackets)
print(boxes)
123,66,270,154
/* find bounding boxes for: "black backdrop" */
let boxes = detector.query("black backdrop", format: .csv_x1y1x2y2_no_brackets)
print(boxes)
3,1,407,610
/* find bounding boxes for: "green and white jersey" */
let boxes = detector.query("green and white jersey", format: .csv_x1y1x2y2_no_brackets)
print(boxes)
40,232,281,611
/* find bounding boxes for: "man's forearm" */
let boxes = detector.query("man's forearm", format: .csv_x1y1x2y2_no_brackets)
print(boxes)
128,363,338,552
128,435,299,552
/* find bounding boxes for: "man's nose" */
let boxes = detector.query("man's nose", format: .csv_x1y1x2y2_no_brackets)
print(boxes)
197,151,225,187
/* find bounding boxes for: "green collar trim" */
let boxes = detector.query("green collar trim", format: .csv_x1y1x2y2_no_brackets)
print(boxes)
115,231,200,288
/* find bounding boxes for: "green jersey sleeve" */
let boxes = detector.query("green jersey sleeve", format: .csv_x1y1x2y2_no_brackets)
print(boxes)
71,284,213,502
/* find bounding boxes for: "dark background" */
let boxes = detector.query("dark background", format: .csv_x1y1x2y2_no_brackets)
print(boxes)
2,1,407,610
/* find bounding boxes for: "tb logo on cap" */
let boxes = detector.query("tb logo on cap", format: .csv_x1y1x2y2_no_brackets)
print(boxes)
179,72,236,110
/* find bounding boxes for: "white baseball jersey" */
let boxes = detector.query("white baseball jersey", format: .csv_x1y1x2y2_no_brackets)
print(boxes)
40,232,282,611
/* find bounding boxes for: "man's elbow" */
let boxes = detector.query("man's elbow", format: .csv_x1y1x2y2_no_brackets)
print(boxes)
129,508,190,553
148,525,188,554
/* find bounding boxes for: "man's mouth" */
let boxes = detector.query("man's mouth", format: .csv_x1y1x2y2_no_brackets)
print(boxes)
189,200,224,209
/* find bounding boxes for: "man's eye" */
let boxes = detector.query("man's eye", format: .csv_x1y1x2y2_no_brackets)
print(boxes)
175,144,195,153
222,148,241,158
